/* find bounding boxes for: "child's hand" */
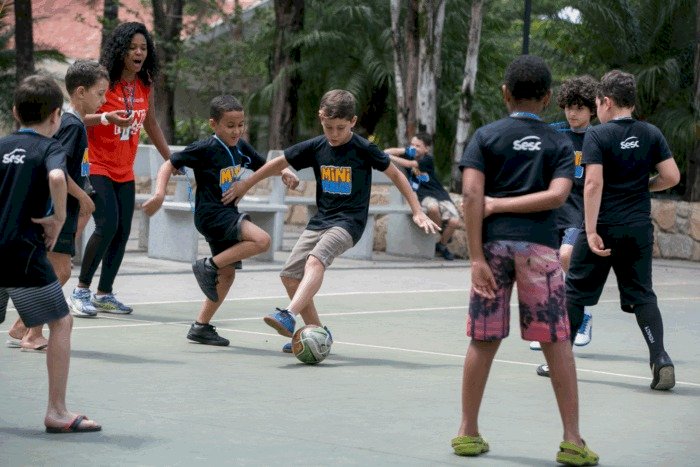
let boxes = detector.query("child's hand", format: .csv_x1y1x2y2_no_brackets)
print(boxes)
471,260,497,299
31,215,64,251
141,194,164,217
222,181,247,205
483,196,495,218
106,110,134,128
586,231,611,257
78,193,95,218
281,170,299,190
412,212,440,234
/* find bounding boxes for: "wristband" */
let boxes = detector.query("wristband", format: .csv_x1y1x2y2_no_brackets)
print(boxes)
100,112,109,126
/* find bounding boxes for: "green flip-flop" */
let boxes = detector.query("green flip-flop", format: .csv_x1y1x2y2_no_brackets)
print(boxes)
556,440,599,466
451,435,489,456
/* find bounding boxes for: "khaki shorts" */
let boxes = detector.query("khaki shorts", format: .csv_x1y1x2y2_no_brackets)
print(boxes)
421,197,459,221
280,227,354,280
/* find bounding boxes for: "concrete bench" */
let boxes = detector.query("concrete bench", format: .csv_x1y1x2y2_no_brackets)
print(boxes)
268,152,436,260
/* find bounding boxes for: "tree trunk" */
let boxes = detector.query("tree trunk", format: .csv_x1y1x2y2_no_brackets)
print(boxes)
416,0,445,136
14,0,35,85
151,0,184,144
450,0,484,193
100,0,119,55
685,0,700,201
391,0,420,146
268,0,304,150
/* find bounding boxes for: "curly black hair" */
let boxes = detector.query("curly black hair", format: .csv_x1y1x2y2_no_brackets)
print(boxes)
504,55,551,101
557,75,598,115
100,22,158,87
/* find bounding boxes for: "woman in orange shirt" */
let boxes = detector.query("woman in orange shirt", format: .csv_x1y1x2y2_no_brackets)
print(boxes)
69,22,170,316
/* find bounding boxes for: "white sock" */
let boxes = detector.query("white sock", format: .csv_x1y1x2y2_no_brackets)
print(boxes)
583,307,591,317
286,307,296,317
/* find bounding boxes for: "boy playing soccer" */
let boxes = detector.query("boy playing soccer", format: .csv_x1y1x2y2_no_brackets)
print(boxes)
0,75,101,432
6,61,110,351
385,132,461,260
565,70,680,390
531,75,598,372
455,56,597,465
225,89,438,351
142,95,299,346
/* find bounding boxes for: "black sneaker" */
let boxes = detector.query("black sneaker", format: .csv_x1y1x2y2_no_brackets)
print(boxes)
650,351,675,390
536,364,550,377
436,242,455,261
192,258,219,302
187,322,230,346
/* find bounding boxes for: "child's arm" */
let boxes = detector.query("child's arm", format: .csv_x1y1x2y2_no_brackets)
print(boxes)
649,158,680,192
222,155,290,205
385,147,419,169
383,163,439,234
32,169,67,251
462,168,496,299
583,163,610,257
67,175,95,219
483,178,572,217
84,110,134,128
142,160,175,216
280,167,300,190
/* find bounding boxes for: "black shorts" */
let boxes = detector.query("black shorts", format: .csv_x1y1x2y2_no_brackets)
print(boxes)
52,231,76,256
0,282,69,327
566,223,657,312
196,210,248,270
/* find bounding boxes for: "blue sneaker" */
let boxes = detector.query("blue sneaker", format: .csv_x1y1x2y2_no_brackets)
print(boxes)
574,311,592,346
69,288,97,318
91,293,133,314
264,308,295,337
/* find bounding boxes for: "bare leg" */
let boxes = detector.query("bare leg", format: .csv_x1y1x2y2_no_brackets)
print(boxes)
43,314,99,430
541,340,583,445
282,256,326,326
196,267,235,324
212,221,270,268
8,318,27,341
457,339,500,437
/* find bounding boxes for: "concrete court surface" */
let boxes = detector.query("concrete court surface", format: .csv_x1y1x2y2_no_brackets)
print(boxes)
0,252,698,466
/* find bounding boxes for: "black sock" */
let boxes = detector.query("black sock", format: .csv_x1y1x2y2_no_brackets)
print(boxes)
207,257,219,270
568,303,584,346
633,303,665,362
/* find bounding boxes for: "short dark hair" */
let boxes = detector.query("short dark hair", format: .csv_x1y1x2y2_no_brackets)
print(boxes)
65,60,109,94
598,70,636,108
504,55,551,101
210,95,244,121
319,89,355,120
413,132,432,147
14,75,64,125
557,75,598,115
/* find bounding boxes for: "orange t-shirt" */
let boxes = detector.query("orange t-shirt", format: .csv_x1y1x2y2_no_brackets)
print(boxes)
87,79,150,182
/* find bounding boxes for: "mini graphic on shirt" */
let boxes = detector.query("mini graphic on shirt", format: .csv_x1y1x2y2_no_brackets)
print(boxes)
2,148,26,164
512,136,542,151
620,136,640,149
220,165,243,193
574,151,584,179
320,165,352,195
81,148,90,176
113,109,147,141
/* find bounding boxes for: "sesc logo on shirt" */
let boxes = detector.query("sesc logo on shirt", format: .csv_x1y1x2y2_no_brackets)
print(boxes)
2,148,26,164
320,165,352,195
513,136,542,151
620,136,640,150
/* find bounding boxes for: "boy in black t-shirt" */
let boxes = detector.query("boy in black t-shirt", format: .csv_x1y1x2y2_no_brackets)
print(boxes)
0,75,101,433
7,61,109,350
565,70,680,390
226,90,438,352
456,56,597,465
143,95,299,346
385,132,461,260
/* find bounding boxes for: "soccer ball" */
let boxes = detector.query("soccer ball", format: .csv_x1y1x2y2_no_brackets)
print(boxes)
292,325,332,364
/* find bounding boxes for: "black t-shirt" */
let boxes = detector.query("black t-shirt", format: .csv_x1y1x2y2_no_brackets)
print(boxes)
284,133,391,244
460,116,574,248
170,136,266,231
582,119,672,226
0,131,66,286
53,111,88,233
554,128,585,230
405,154,451,202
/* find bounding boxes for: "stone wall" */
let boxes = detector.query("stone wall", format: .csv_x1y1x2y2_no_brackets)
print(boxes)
651,199,700,261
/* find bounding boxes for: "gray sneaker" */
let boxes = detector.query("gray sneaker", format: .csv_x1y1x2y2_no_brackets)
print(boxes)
69,288,97,318
91,293,133,314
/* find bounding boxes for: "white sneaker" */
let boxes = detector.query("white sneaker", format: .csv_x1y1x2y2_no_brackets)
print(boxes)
574,311,592,346
529,341,542,351
69,288,97,318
